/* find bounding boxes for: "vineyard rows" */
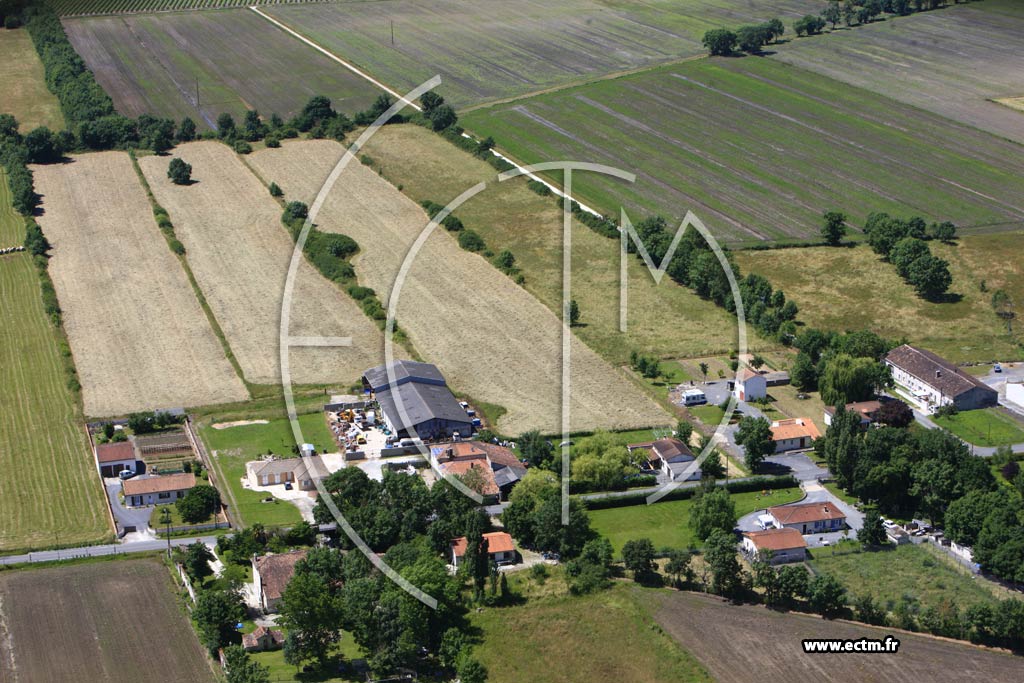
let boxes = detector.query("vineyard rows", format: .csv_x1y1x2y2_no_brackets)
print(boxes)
52,0,330,18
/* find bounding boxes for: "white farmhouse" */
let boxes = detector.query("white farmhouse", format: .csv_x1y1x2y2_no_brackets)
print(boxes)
884,344,997,414
733,368,767,402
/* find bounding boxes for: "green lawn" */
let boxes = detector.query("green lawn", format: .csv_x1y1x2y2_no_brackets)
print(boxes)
471,582,711,683
810,542,1007,612
589,488,802,554
199,414,334,528
933,408,1024,447
247,630,365,682
822,481,859,507
689,405,725,426
0,172,112,554
199,413,335,460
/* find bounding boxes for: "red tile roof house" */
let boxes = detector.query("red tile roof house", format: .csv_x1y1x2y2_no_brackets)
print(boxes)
431,441,526,501
769,418,821,453
253,549,308,613
450,531,517,568
741,528,807,564
242,626,285,652
95,441,138,478
122,472,195,508
766,502,846,534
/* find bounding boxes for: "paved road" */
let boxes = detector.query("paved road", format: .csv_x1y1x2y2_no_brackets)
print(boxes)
0,535,221,566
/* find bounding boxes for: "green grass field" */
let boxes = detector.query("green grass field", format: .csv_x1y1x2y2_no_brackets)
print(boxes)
822,481,859,507
471,582,711,683
462,57,1024,244
810,542,1008,612
0,173,112,554
361,124,778,367
736,237,1024,363
589,487,802,554
0,29,64,131
933,408,1024,447
199,414,333,528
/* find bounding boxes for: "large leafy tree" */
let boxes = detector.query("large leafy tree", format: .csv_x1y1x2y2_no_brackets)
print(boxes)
689,486,737,541
819,353,889,406
703,529,744,598
808,573,847,618
194,588,245,652
621,538,656,581
701,28,737,55
279,572,345,666
735,416,774,472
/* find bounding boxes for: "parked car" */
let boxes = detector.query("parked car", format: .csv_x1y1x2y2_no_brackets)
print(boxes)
994,363,1002,373
118,469,136,480
284,482,293,491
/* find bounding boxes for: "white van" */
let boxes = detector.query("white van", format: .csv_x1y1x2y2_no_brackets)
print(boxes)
682,389,707,406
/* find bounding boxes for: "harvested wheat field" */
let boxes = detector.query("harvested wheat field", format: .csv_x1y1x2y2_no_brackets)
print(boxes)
139,141,390,386
247,140,670,433
32,152,247,416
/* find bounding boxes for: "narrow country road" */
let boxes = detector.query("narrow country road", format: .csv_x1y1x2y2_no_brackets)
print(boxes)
0,535,221,566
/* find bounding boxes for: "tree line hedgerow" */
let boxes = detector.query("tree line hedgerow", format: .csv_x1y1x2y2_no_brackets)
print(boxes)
702,1,973,56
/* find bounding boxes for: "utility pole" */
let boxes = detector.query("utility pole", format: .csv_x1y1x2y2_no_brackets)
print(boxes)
391,19,394,45
195,77,200,112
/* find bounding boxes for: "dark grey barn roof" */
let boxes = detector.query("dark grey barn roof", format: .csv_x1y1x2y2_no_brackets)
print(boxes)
376,380,472,432
363,360,447,392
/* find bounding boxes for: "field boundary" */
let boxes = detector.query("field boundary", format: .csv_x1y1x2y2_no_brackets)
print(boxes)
128,151,252,393
249,5,421,110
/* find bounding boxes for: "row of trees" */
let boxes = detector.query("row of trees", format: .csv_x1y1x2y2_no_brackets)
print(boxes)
703,0,965,56
701,18,785,56
789,327,895,396
865,212,956,299
816,405,1024,586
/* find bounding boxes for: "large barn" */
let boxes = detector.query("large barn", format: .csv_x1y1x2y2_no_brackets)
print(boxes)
884,344,998,413
363,361,473,441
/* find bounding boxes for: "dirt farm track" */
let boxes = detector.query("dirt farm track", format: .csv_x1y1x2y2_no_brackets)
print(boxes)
0,559,213,682
32,152,247,417
247,140,671,434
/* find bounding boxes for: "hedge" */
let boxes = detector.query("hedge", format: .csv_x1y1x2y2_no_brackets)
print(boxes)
581,475,799,510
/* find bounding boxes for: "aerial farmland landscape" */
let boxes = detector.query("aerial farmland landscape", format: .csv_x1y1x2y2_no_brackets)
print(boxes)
1,0,1023,681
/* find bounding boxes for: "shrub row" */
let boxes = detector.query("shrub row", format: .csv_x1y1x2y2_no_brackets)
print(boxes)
279,203,403,337
582,475,798,510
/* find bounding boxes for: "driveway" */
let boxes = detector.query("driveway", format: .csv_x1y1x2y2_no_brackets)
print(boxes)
735,472,863,548
761,452,827,482
105,479,153,534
